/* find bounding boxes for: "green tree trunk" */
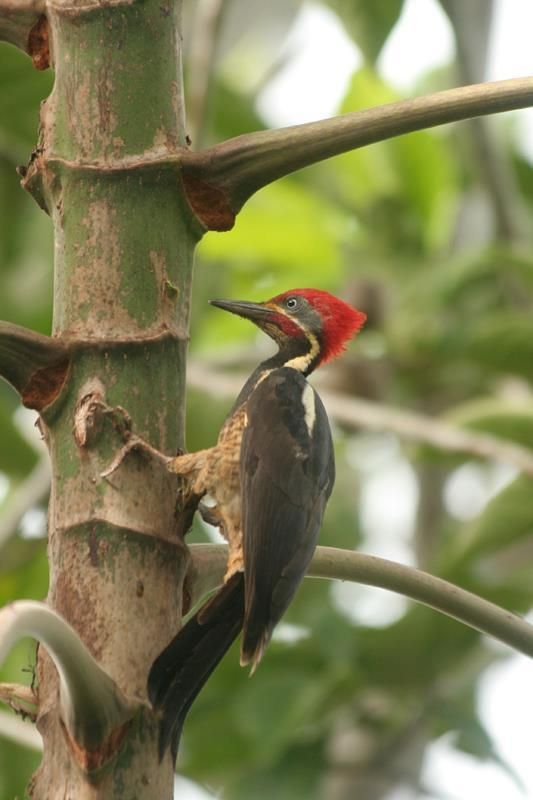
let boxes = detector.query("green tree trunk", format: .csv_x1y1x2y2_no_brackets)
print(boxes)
11,0,194,796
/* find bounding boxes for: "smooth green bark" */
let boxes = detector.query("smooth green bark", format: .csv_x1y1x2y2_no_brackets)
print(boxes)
8,0,196,796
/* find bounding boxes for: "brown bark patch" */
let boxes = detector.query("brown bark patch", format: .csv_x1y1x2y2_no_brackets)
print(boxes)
22,359,70,411
74,390,105,448
61,717,131,772
28,16,50,71
182,172,235,231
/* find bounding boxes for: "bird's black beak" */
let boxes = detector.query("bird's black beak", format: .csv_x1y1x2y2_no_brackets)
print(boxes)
209,299,274,324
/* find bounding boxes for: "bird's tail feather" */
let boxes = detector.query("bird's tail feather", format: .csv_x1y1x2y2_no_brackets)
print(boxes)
148,572,245,760
240,616,273,674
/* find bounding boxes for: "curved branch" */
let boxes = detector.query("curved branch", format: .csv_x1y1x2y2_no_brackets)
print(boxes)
181,77,533,230
188,544,533,660
0,322,70,410
186,361,533,475
0,601,135,753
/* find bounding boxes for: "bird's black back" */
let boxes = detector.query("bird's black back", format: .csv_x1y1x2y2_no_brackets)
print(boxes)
240,367,335,665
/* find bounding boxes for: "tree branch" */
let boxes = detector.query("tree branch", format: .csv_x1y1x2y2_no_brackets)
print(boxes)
0,322,70,410
188,544,533,660
181,77,533,230
0,681,37,719
187,361,533,475
0,0,46,63
0,601,135,754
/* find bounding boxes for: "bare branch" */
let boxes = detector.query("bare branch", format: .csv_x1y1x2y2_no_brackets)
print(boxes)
0,455,50,551
0,682,37,719
187,361,533,475
321,388,533,474
188,543,533,660
181,77,533,230
0,601,135,753
0,322,70,410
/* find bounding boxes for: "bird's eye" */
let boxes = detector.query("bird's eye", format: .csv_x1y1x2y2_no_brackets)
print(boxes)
285,297,298,310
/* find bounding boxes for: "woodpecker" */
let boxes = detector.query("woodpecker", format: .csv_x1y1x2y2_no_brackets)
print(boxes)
148,288,366,758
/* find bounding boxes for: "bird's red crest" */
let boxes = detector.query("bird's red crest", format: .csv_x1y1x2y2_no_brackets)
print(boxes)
272,288,366,365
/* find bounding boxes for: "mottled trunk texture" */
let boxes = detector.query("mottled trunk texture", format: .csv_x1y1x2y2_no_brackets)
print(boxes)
16,0,198,796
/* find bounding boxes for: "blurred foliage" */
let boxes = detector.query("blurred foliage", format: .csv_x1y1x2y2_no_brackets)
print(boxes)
324,0,405,63
1,1,533,798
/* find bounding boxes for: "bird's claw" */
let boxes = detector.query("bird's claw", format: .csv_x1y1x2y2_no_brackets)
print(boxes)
175,474,189,510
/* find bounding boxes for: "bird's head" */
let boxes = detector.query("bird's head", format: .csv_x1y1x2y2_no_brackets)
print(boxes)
210,288,366,374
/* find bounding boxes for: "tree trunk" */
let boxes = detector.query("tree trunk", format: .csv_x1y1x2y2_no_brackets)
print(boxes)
20,0,196,796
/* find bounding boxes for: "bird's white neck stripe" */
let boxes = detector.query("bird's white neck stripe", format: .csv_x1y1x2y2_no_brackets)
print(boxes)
284,332,320,372
301,383,316,435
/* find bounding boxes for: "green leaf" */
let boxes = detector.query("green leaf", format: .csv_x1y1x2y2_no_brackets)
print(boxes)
326,0,406,62
458,474,533,561
432,683,524,789
0,737,41,800
333,68,457,253
464,313,533,381
0,402,38,476
226,740,325,800
334,68,398,206
209,79,266,142
0,156,53,334
199,179,345,275
196,178,348,349
0,46,53,157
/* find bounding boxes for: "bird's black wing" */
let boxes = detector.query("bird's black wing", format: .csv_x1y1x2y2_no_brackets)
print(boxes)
240,367,335,668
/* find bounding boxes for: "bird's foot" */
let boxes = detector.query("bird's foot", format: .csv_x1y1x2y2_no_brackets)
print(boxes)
198,501,222,529
98,403,181,478
224,551,244,582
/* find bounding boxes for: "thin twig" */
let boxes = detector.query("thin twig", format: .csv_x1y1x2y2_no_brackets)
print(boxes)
0,682,37,719
186,361,533,475
181,77,533,228
188,543,533,660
